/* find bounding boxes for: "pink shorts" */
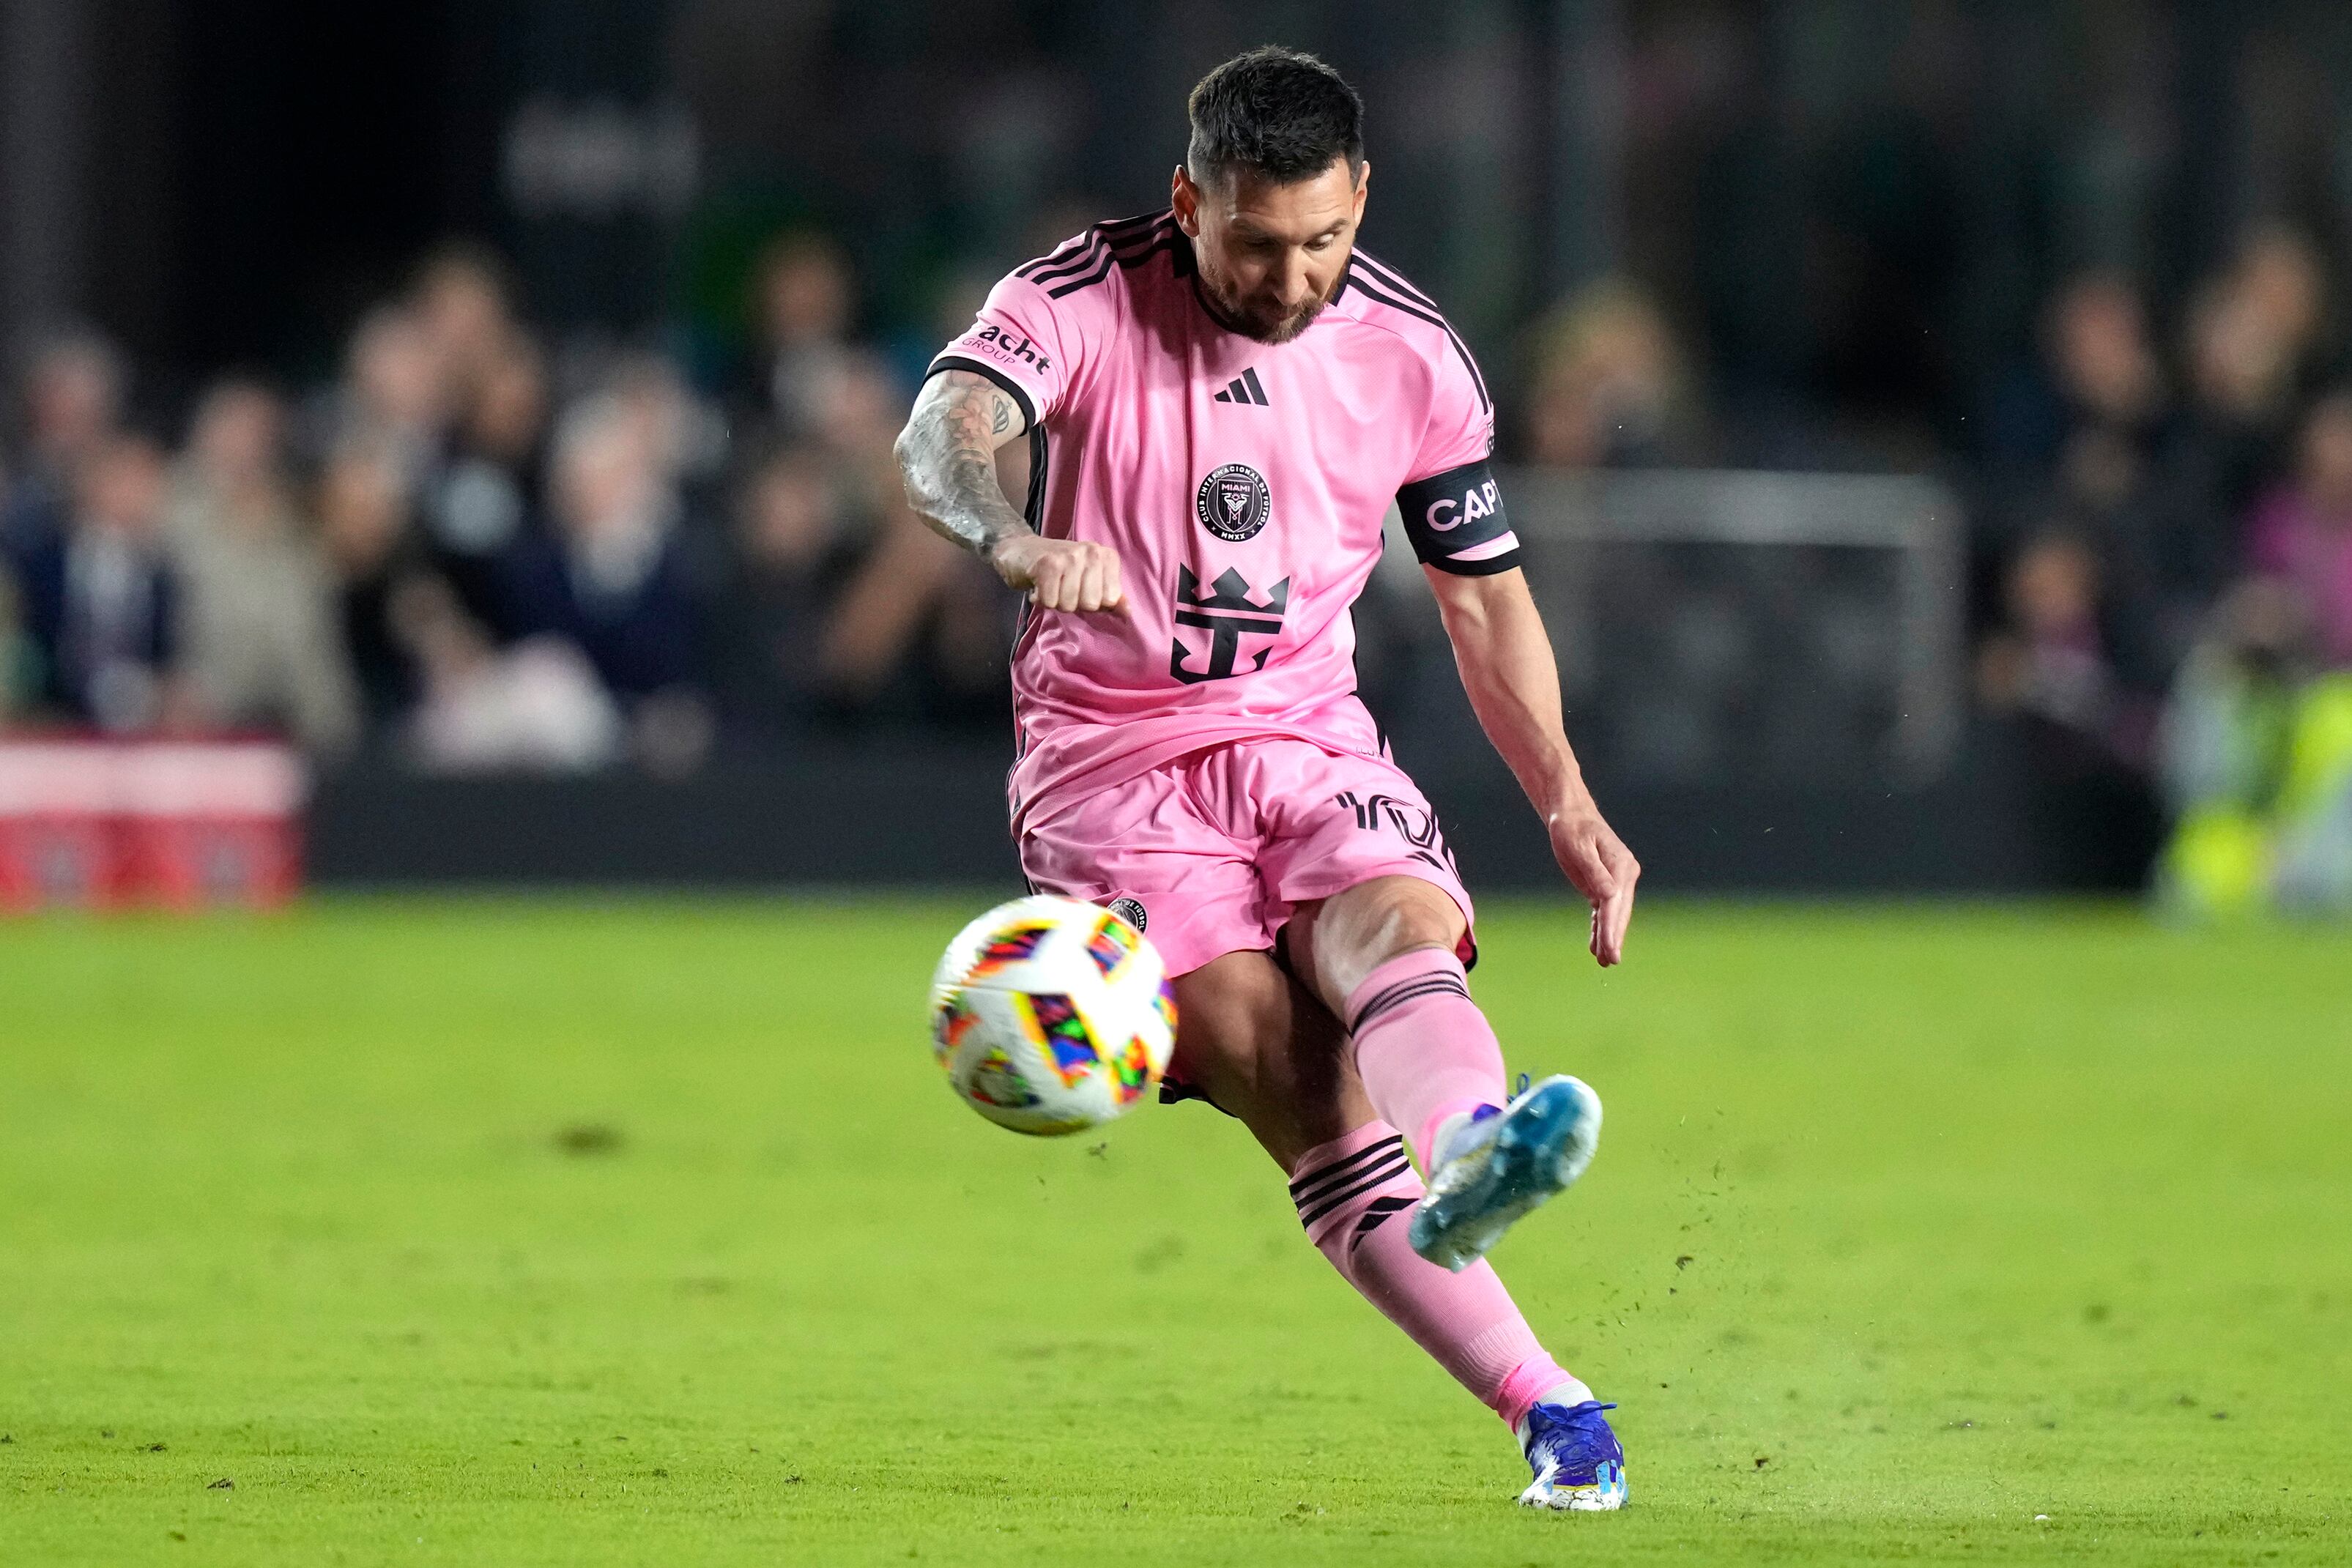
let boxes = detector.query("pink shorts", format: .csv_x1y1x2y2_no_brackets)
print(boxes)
1017,737,1476,979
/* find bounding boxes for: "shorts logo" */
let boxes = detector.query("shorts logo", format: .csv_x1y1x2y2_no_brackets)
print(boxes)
1195,462,1271,543
1106,896,1148,933
1334,789,1454,874
1171,566,1288,684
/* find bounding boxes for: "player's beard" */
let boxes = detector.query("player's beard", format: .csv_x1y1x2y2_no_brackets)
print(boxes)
1197,261,1333,344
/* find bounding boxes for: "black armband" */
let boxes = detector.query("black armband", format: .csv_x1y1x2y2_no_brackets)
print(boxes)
1397,458,1521,575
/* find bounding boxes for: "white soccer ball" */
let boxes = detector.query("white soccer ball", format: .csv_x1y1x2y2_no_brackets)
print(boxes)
928,894,1178,1136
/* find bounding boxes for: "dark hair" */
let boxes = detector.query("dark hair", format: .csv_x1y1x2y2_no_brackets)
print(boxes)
1187,47,1364,187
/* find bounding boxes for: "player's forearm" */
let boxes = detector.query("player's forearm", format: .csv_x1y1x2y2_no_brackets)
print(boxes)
1431,569,1598,820
895,371,1032,560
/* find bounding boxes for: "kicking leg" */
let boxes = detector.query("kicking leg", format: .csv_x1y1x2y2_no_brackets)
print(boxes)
1168,951,1594,1436
1287,876,1603,1274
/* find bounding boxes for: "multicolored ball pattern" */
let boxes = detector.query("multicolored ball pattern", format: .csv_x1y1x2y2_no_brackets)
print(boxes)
929,894,1178,1135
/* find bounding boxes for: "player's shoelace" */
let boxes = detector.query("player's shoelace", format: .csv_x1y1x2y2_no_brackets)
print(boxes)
1518,1400,1628,1511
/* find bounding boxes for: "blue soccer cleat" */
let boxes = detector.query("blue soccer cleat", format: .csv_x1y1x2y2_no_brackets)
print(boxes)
1517,1398,1628,1511
1409,1073,1602,1272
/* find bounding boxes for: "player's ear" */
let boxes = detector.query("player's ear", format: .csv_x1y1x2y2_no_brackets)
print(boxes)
1352,159,1370,219
1172,165,1201,235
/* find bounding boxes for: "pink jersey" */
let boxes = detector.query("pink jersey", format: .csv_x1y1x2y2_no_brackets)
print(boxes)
929,210,1519,826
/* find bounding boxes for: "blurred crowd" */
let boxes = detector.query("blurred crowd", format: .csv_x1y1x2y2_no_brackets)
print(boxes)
1520,227,2352,910
3,220,2348,899
0,239,1011,776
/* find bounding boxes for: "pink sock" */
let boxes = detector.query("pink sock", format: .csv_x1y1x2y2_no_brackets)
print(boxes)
1345,949,1507,1169
1289,1123,1587,1430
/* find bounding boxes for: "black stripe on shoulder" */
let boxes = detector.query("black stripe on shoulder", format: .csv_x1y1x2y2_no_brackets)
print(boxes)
1097,209,1172,239
1107,214,1176,249
1343,267,1491,412
1044,248,1119,298
1042,223,1186,299
1024,237,1110,286
924,354,1038,431
1113,232,1179,270
1016,233,1099,280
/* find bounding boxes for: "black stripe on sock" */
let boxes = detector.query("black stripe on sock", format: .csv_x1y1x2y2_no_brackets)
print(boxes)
1296,1154,1413,1228
1288,1134,1406,1202
1347,972,1469,1033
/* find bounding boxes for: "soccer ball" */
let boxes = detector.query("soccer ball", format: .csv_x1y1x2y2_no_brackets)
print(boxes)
928,894,1178,1135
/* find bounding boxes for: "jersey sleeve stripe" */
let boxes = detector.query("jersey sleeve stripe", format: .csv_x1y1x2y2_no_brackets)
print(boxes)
924,353,1039,431
1015,234,1099,279
1023,237,1110,286
1340,269,1492,413
1043,248,1119,298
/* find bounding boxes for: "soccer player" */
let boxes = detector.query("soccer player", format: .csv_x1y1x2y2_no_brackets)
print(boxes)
896,47,1637,1511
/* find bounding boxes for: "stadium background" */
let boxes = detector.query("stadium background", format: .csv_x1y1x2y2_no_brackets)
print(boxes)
4,4,2349,1566
6,0,2348,898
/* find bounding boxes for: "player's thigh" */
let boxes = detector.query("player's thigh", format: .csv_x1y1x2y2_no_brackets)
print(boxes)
1242,743,1477,1014
1170,949,1373,1171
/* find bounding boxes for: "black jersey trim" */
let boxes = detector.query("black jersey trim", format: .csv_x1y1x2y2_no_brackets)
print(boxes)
1016,233,1098,279
1422,546,1522,577
1344,254,1493,413
1023,238,1109,286
925,355,1038,431
1045,248,1119,298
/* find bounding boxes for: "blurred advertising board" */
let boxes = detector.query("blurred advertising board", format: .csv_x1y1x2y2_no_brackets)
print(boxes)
0,740,305,912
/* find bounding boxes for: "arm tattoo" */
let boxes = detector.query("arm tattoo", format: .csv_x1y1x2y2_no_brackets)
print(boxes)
895,371,1031,559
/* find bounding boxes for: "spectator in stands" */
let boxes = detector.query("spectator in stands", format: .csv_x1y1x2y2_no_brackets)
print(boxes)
744,232,860,441
3,329,125,564
711,441,850,733
392,573,620,775
1521,278,1694,469
424,328,546,570
411,242,519,419
1977,533,2118,745
2242,392,2352,669
335,305,449,479
319,436,432,727
15,433,180,732
2156,393,2352,915
166,379,360,755
500,392,708,769
804,349,1010,726
2166,230,2329,546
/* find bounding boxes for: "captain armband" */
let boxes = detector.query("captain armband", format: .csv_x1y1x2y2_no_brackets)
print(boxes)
1396,458,1522,576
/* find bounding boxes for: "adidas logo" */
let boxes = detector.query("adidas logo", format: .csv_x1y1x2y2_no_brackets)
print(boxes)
1212,368,1270,406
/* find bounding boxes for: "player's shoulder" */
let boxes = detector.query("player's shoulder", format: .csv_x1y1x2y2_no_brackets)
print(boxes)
1330,249,1493,411
1005,209,1187,311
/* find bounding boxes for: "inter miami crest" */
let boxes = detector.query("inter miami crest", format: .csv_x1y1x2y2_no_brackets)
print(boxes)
1106,896,1149,933
1195,462,1271,543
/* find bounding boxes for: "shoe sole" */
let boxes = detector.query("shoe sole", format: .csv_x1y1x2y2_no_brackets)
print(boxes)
1519,1461,1629,1512
1410,1076,1601,1272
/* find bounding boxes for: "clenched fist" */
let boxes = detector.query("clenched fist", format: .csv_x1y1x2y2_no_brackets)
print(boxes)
989,534,1127,614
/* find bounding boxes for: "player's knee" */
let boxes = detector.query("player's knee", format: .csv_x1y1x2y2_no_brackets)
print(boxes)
1345,877,1465,966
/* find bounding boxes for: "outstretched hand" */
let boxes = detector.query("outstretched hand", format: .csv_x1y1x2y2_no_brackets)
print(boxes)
1548,802,1640,966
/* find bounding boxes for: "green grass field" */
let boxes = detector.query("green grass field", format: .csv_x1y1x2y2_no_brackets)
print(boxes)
3,897,2348,1565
